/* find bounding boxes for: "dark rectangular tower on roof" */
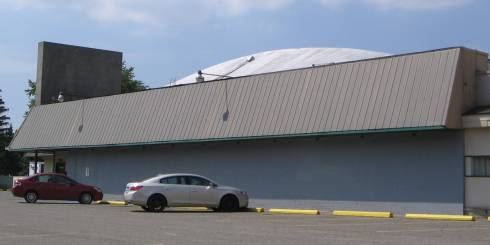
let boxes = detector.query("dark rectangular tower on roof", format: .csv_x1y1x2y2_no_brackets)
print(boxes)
35,42,122,105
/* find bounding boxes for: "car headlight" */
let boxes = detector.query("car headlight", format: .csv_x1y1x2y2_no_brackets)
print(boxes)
94,187,102,192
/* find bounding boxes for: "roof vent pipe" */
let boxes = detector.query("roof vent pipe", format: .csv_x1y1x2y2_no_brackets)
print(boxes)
196,70,205,83
57,91,64,103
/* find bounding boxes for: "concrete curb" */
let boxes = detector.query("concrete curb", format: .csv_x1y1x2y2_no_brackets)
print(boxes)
160,207,265,212
269,208,320,215
91,203,265,213
95,200,128,206
87,201,481,222
405,213,475,221
333,210,393,218
246,207,265,213
167,207,265,212
173,207,210,211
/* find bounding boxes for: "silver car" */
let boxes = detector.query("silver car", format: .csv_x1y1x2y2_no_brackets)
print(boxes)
124,173,249,212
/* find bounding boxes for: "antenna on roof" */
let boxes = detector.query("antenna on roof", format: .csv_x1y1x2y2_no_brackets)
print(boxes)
195,55,256,83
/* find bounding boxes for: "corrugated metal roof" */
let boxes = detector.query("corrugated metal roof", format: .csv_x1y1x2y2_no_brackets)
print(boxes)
172,48,388,86
8,48,463,151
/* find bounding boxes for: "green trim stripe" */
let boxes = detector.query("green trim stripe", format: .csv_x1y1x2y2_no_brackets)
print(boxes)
8,126,446,152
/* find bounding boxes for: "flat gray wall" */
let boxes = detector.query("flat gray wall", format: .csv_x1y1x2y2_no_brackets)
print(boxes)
35,42,122,105
476,74,490,106
59,130,465,214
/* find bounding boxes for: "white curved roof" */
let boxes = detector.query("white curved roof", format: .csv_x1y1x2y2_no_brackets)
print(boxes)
172,48,388,85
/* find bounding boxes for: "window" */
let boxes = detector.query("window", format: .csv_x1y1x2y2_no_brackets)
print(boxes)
160,176,181,184
466,157,490,177
36,175,54,183
187,176,211,186
54,176,73,185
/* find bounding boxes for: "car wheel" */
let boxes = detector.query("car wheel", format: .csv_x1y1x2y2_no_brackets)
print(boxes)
146,195,166,212
24,191,38,203
219,195,239,212
79,192,93,204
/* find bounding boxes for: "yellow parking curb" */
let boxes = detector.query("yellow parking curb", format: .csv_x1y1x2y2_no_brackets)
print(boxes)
333,210,393,218
246,207,264,213
269,208,320,215
95,200,128,206
405,213,475,221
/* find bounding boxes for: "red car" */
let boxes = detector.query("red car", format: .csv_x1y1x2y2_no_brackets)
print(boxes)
11,173,103,204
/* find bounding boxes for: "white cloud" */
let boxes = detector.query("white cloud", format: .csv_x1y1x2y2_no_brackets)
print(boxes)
0,0,294,26
214,0,295,16
0,0,474,29
85,0,158,26
318,0,473,10
0,0,81,11
365,0,473,10
317,0,346,9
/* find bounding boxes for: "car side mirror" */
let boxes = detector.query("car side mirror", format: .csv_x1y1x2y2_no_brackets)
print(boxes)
210,183,217,188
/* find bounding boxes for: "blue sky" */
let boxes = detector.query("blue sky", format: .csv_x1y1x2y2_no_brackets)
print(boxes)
0,0,488,129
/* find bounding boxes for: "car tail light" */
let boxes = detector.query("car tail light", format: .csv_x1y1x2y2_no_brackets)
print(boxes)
129,186,143,191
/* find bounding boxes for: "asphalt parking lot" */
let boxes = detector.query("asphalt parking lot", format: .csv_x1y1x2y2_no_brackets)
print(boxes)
1,192,490,245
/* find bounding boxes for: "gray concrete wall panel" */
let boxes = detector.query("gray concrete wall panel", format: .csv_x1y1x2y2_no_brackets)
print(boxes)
61,131,464,214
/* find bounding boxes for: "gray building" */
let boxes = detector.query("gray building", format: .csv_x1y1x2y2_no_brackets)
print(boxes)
35,42,122,105
8,46,490,214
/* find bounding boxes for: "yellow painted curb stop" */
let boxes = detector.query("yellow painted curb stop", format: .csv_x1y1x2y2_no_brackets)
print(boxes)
269,208,320,215
405,213,475,221
333,210,393,218
247,207,264,213
95,200,128,206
